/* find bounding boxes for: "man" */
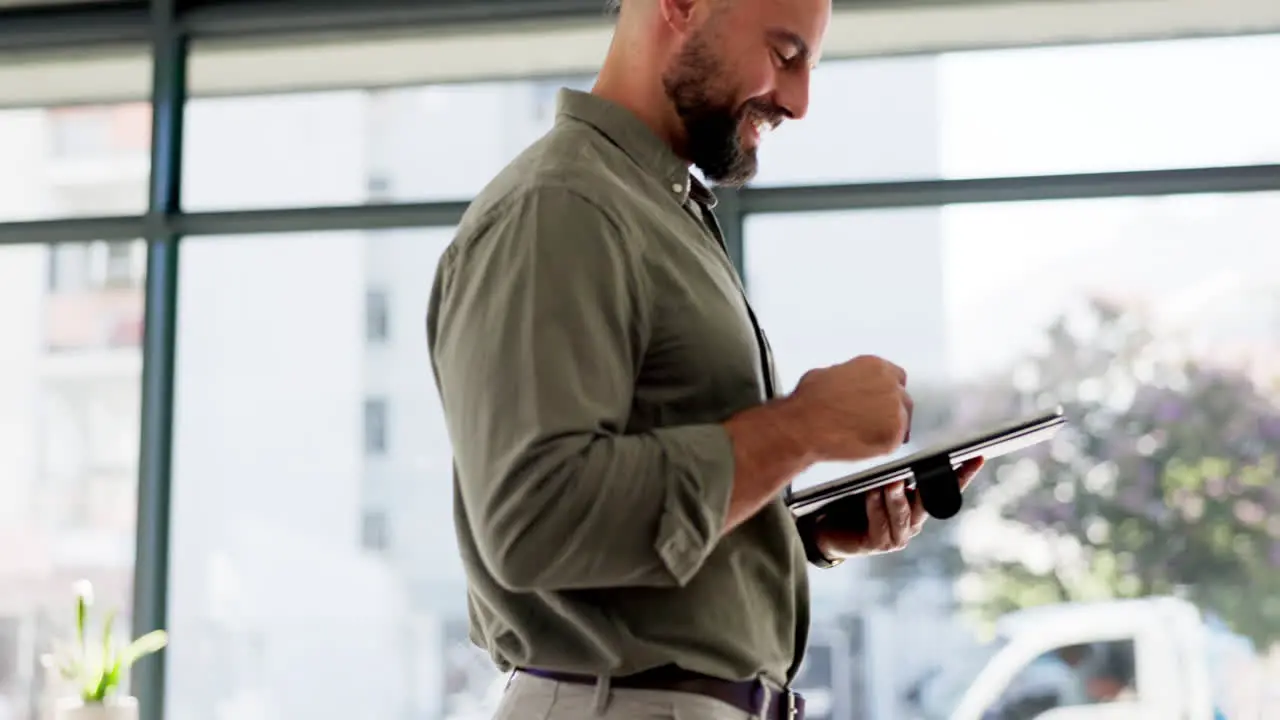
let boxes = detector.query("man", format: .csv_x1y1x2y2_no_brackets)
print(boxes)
426,0,983,717
986,645,1093,720
1085,641,1136,703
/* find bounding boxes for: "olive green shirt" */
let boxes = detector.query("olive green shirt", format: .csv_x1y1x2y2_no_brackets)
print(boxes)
426,88,812,686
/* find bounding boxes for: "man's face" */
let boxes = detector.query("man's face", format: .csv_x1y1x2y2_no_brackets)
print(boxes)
661,0,830,187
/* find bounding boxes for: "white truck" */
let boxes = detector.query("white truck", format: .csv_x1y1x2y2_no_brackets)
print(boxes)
912,596,1250,720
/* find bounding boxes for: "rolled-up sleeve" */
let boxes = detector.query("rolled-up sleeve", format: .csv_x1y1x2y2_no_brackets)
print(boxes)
426,183,735,592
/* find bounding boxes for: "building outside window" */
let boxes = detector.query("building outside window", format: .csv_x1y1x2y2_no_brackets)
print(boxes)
366,289,390,343
363,397,388,455
361,509,390,551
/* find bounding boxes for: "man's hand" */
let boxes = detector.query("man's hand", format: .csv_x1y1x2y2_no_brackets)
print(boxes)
814,457,985,559
787,355,913,463
723,354,913,534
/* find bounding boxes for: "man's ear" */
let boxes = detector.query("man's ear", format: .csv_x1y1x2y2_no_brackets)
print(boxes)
657,0,701,34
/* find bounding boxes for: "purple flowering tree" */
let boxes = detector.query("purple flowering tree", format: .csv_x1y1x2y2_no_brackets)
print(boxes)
954,297,1280,646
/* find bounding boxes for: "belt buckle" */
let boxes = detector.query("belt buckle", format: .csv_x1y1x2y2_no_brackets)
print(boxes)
783,688,798,720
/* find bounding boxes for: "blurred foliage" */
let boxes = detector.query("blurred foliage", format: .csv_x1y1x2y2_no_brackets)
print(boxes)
947,297,1280,647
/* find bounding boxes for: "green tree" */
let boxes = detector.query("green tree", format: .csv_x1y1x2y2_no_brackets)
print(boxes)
957,298,1280,646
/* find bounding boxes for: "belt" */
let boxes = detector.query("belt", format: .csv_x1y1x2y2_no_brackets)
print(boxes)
520,665,805,720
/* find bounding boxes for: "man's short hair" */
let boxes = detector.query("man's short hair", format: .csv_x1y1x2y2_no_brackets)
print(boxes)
605,0,622,13
1056,644,1091,665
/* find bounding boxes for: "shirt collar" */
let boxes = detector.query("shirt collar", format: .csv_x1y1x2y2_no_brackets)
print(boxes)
555,87,718,209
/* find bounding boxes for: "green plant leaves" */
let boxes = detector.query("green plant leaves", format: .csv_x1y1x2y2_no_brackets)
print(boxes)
52,581,170,704
121,630,169,668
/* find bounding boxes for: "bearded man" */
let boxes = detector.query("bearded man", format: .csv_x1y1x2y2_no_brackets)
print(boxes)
425,0,982,717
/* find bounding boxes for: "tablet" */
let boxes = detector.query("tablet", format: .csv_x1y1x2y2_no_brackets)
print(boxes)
786,407,1066,520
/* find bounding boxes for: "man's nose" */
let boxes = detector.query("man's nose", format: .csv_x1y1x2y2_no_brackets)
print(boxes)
775,69,812,121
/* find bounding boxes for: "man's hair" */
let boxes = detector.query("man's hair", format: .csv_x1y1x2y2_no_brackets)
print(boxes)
1057,644,1091,665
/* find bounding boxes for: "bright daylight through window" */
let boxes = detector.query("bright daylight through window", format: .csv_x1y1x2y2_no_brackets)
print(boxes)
752,34,1280,185
0,97,149,720
1,9,1279,720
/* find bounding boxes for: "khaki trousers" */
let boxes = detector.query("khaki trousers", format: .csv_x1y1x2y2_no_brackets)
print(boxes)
493,672,761,720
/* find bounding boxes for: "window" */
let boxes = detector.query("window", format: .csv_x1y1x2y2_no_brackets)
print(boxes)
47,242,90,292
0,242,141,715
103,240,141,288
169,229,474,720
46,104,151,159
366,175,392,203
0,103,150,223
364,397,388,455
47,107,116,159
361,509,390,551
44,242,147,354
85,384,141,474
47,240,146,293
182,77,594,211
50,182,149,219
751,34,1280,186
745,192,1280,715
365,288,390,343
986,640,1138,717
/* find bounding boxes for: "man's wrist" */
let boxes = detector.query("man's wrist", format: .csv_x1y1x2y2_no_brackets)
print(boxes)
764,394,823,467
720,396,823,535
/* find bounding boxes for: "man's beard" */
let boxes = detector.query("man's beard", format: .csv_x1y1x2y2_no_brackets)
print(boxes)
661,32,777,187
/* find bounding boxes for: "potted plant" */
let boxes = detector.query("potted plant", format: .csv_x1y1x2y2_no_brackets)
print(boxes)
43,580,169,720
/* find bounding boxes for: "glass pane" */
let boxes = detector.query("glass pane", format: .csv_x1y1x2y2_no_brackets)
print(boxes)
0,242,143,717
987,640,1138,717
745,192,1280,719
0,103,151,222
752,34,1280,186
167,227,502,718
183,76,594,211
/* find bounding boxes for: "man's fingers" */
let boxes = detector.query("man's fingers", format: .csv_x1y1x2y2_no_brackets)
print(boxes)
883,482,913,548
906,488,928,536
865,489,893,551
842,462,984,557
